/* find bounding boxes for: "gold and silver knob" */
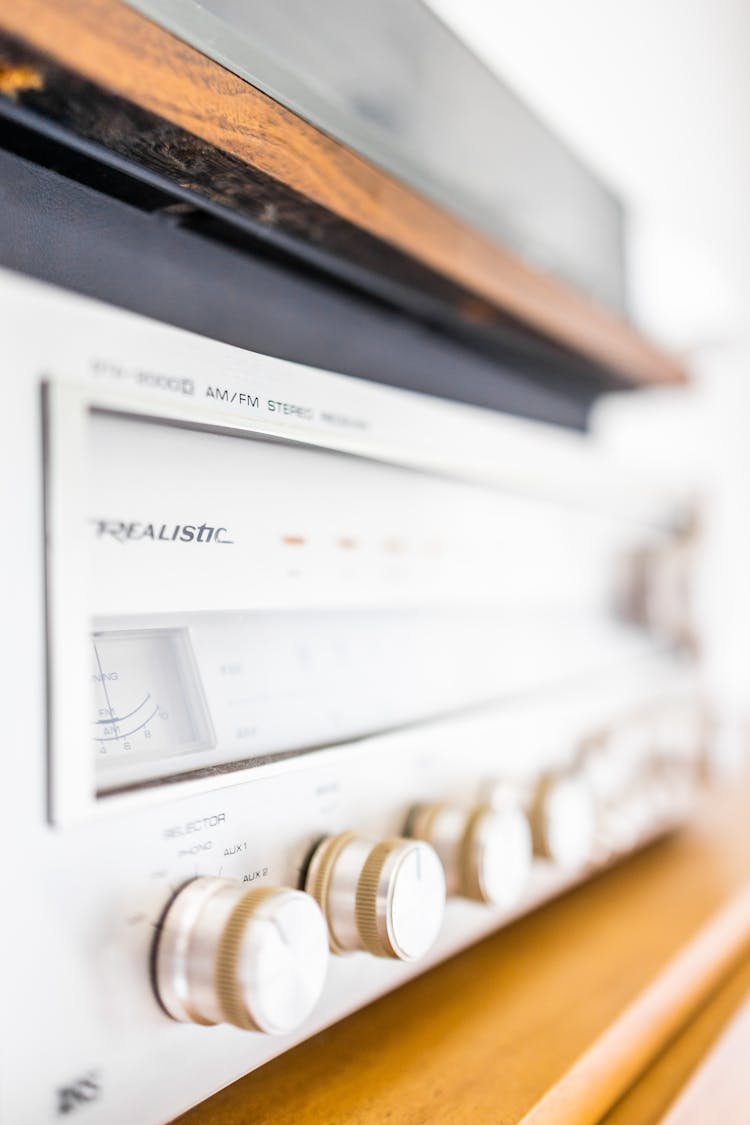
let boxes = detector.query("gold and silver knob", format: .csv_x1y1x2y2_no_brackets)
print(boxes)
305,832,445,960
153,877,329,1034
408,798,532,910
529,771,596,871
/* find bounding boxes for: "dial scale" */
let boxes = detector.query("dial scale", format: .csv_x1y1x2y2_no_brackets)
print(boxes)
1,271,710,1124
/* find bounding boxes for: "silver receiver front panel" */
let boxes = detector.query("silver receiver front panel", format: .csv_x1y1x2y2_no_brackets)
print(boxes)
1,270,706,1124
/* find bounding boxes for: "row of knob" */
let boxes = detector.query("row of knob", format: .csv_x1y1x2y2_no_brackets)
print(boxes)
153,771,596,1036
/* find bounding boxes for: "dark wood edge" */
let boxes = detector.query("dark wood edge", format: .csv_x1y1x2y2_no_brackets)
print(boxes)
0,0,688,388
0,34,626,412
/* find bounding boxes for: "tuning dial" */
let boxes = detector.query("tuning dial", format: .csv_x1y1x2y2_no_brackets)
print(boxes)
408,798,532,909
529,771,596,871
154,877,329,1034
305,832,445,960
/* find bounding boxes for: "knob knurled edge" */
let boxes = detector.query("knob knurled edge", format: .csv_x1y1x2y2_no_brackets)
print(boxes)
408,801,451,844
529,774,556,859
306,831,359,954
355,839,401,958
214,886,281,1030
459,804,493,902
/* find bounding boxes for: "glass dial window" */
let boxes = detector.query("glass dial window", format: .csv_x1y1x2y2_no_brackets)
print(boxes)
92,629,214,787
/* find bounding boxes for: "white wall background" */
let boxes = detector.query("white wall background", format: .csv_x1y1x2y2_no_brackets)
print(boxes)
430,0,750,714
428,0,750,333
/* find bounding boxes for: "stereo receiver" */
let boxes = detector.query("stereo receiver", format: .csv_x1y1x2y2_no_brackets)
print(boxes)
1,270,709,1123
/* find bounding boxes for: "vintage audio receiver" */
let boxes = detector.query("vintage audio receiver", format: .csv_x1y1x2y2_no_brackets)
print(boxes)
1,270,709,1123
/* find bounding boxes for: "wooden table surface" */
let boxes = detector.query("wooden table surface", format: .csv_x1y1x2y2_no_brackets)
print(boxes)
176,778,750,1124
605,954,750,1123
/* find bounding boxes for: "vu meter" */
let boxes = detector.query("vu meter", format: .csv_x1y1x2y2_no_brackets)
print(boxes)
91,629,213,782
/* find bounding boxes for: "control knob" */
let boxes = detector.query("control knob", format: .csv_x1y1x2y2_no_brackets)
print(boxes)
529,771,596,871
154,877,329,1034
305,833,445,960
408,796,532,910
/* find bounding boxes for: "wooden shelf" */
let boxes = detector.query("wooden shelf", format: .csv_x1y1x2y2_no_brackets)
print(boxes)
176,780,750,1124
0,0,688,390
603,955,750,1124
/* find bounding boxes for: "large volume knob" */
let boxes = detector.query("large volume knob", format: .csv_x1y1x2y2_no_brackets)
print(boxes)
408,798,532,910
305,833,445,960
529,771,596,871
154,877,329,1034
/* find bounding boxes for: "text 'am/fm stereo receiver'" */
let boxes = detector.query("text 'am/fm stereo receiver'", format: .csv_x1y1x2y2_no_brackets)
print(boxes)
2,270,712,1122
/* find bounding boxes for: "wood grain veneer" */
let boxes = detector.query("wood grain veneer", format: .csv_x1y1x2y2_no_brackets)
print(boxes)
0,0,688,389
